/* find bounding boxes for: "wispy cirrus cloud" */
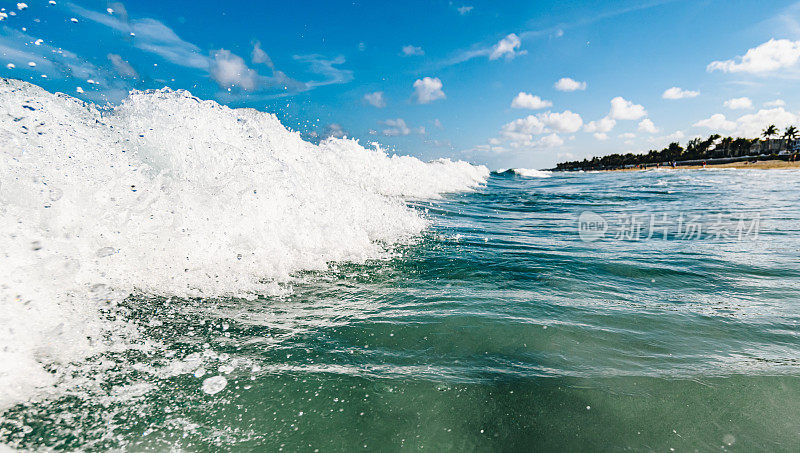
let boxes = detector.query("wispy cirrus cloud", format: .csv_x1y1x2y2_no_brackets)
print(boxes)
68,3,210,69
437,0,681,69
107,53,138,78
440,33,526,66
66,2,352,96
293,54,353,88
529,0,681,38
0,26,128,99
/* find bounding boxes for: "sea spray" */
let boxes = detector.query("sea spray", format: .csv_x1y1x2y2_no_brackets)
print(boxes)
512,168,552,178
0,78,488,409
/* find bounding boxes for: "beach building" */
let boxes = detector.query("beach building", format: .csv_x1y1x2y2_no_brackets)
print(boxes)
749,138,800,155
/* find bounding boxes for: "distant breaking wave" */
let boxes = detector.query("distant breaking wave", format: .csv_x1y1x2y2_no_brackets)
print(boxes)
0,79,488,408
495,168,552,178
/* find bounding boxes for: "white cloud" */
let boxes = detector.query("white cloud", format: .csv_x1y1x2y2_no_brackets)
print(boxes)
107,53,138,78
540,133,564,148
724,97,753,110
293,54,353,88
666,130,686,141
584,116,616,133
735,107,800,137
539,110,583,133
444,32,528,65
69,4,209,69
251,41,274,68
764,99,786,107
619,132,636,139
381,118,425,136
0,28,121,93
413,77,445,103
382,118,411,136
210,49,258,90
510,92,552,110
707,39,800,74
662,87,699,99
501,115,546,140
457,5,473,15
323,123,347,139
127,18,212,69
693,113,736,131
638,118,659,133
70,3,350,96
364,91,386,108
609,96,647,120
489,33,526,60
401,45,424,56
593,133,609,141
554,77,586,92
496,111,579,149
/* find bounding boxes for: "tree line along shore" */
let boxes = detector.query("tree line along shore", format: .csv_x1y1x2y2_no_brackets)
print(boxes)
553,124,800,171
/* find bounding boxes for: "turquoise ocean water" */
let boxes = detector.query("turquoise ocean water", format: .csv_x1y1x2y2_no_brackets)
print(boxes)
2,168,800,451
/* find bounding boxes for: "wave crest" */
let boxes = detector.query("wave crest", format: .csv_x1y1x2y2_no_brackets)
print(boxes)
0,79,488,407
512,168,552,178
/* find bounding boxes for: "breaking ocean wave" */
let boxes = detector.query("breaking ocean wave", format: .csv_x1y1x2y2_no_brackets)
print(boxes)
0,79,487,410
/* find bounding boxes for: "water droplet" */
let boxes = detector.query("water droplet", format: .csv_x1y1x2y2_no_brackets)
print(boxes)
96,246,115,257
48,187,63,201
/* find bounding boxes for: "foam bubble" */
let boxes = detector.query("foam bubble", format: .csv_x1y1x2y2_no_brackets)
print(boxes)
201,376,227,395
0,78,488,409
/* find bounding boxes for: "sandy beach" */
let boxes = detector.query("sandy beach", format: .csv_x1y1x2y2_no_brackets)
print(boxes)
608,160,800,171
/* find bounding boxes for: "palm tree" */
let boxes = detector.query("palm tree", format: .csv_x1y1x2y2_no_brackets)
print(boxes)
783,125,798,140
763,124,778,140
720,136,734,156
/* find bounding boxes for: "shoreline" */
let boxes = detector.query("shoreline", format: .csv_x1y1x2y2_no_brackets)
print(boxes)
602,159,800,171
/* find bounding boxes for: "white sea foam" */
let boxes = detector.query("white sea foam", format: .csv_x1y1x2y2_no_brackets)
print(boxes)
512,168,552,178
201,376,227,395
0,79,488,409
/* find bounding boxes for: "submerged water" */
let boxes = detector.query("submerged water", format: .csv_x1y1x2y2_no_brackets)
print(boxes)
3,167,800,451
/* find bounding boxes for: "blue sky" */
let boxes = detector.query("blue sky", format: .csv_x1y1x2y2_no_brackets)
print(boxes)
3,0,800,169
